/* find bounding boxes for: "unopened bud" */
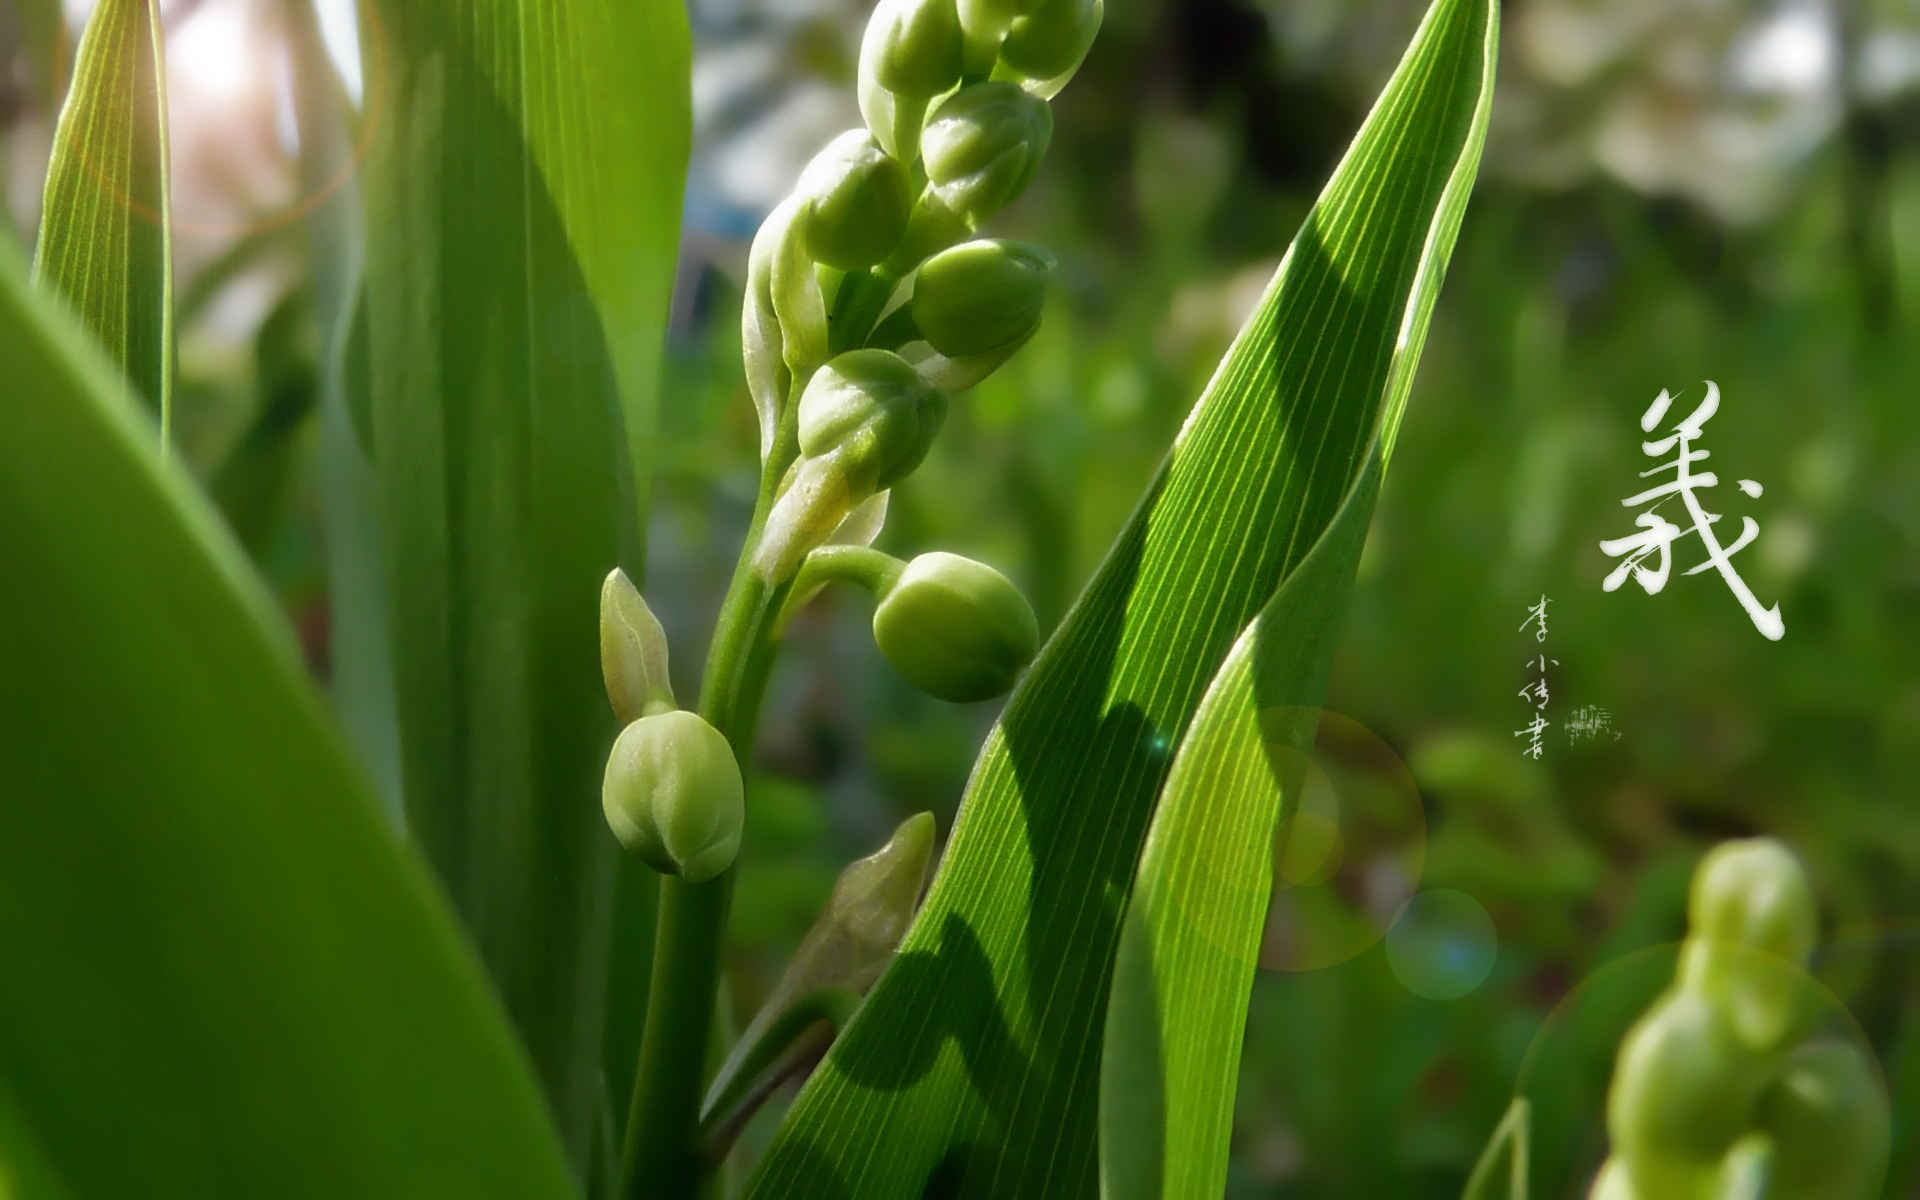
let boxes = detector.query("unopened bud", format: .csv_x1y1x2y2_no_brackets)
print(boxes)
1681,838,1818,1052
1607,990,1770,1195
859,0,966,163
756,355,945,582
602,711,744,883
1688,839,1817,967
600,568,674,725
872,552,1039,702
996,0,1102,98
866,0,964,98
956,0,1045,74
1756,1042,1888,1198
911,239,1053,358
798,132,914,272
797,349,948,493
920,82,1052,226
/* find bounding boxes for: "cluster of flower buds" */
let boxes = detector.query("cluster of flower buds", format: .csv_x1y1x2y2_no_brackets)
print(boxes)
746,0,1099,585
1593,839,1887,1200
598,569,744,883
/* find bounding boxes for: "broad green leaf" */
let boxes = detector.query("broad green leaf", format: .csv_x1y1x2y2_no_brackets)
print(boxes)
1097,2,1496,1191
743,0,1497,1195
32,0,171,430
1462,1099,1532,1200
359,0,691,1175
0,238,573,1198
0,1075,75,1200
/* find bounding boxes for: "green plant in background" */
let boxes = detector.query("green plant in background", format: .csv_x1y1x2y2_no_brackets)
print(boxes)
1593,839,1890,1200
1462,839,1891,1200
0,1,1498,1199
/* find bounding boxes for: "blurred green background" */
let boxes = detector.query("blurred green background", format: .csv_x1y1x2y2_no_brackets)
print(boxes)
2,0,1916,1194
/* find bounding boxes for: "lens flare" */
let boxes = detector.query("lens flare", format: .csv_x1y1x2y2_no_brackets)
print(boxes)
1385,888,1497,1000
1254,708,1426,973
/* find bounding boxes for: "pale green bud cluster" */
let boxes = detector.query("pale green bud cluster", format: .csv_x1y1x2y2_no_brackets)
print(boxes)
1591,839,1887,1200
597,569,743,882
744,0,1101,583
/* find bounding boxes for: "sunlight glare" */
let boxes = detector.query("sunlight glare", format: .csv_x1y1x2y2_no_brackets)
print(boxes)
170,2,257,103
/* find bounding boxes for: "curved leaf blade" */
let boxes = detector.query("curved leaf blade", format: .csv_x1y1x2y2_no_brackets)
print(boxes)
744,0,1497,1195
1463,1098,1532,1200
1099,2,1497,1191
359,0,691,1174
0,243,574,1197
1098,448,1384,1200
33,0,171,428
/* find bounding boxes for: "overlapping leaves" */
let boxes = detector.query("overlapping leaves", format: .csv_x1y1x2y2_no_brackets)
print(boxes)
1100,2,1497,1192
0,239,576,1199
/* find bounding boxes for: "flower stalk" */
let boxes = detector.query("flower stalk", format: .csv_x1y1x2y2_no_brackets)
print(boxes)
611,0,1101,1190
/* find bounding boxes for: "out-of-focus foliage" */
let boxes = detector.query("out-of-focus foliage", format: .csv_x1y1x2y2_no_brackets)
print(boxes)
0,232,579,1200
4,0,1917,1194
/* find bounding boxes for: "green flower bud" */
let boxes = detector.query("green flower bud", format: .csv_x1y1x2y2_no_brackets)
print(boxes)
956,0,1046,74
1681,838,1818,1052
755,354,945,582
1608,990,1770,1197
996,0,1102,98
911,239,1053,358
600,567,674,725
1687,838,1818,967
1756,1042,1889,1199
797,348,948,492
602,710,744,883
920,82,1052,225
858,0,965,163
797,132,914,272
872,552,1039,702
865,0,964,98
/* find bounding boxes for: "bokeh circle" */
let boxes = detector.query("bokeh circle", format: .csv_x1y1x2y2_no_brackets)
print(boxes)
1254,708,1427,973
1385,888,1497,1000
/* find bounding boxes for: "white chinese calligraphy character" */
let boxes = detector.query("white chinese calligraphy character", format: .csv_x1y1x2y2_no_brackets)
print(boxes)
1520,595,1550,642
1514,714,1549,760
1599,383,1784,641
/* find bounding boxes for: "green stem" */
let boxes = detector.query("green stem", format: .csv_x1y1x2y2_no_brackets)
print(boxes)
619,389,804,1200
778,545,905,634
